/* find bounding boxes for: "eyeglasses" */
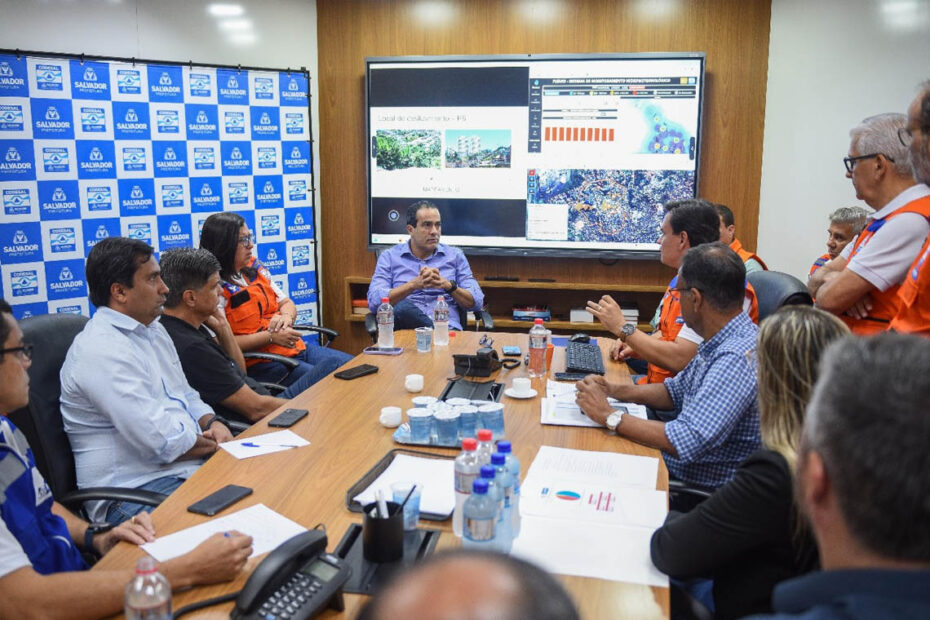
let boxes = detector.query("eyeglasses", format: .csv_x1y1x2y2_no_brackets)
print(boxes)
671,285,698,295
0,343,33,361
237,234,255,247
898,127,914,147
843,153,894,173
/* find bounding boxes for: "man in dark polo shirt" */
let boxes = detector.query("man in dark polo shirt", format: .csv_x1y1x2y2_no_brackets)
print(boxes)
158,248,312,424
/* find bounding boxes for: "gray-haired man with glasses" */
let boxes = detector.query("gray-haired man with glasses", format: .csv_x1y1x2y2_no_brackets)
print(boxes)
809,112,930,335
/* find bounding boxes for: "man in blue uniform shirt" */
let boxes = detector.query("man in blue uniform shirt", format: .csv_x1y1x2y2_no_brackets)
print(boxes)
367,200,484,330
0,298,252,617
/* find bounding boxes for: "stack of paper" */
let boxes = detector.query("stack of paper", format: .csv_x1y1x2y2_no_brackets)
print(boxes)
540,380,648,427
352,454,455,516
511,446,668,587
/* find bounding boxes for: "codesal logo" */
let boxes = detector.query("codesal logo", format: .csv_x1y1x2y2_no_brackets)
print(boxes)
155,109,179,134
288,179,307,202
3,188,30,215
291,244,310,267
254,77,274,99
191,178,221,211
257,147,277,169
284,112,304,135
80,107,106,133
189,72,211,97
227,181,249,205
42,147,70,173
86,185,112,211
193,147,215,170
224,110,245,134
116,68,142,94
36,63,63,91
122,147,146,172
10,269,38,297
55,305,82,315
260,213,281,236
0,104,24,131
48,226,77,253
127,222,152,244
161,184,184,208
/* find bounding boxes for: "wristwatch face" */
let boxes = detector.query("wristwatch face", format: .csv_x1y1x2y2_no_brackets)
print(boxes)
606,411,622,431
621,323,636,339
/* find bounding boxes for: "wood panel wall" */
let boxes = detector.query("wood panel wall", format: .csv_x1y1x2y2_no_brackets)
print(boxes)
317,0,772,353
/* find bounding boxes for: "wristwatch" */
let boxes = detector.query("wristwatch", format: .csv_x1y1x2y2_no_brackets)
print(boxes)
606,410,623,432
619,322,637,342
83,522,115,552
446,279,458,294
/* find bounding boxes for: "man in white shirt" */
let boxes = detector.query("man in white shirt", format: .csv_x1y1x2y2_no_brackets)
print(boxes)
809,113,930,334
61,237,233,525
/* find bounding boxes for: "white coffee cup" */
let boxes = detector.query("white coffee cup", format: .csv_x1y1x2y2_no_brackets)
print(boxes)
379,406,402,428
511,377,531,394
405,374,424,392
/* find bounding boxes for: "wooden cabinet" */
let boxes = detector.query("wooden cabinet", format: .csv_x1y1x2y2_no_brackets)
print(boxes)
345,276,665,334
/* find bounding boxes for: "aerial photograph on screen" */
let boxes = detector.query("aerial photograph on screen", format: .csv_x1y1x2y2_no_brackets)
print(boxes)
375,129,441,170
444,129,512,168
530,169,695,243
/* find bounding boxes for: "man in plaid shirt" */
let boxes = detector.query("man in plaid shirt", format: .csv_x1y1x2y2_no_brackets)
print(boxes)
577,243,760,491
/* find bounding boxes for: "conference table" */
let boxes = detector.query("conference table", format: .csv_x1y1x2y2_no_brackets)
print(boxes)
95,330,670,619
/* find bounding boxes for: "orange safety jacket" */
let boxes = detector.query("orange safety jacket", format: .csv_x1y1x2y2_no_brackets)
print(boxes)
220,258,305,367
890,233,930,336
841,195,930,335
809,253,830,278
730,238,768,270
637,275,760,384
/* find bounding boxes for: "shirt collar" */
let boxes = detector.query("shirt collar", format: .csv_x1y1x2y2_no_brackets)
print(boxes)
401,240,447,260
95,305,152,336
774,568,930,613
696,312,751,356
871,183,930,220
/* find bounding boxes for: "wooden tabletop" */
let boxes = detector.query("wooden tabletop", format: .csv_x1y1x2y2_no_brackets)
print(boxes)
94,331,669,619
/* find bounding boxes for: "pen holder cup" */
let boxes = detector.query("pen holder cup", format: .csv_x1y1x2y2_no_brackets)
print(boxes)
362,501,404,563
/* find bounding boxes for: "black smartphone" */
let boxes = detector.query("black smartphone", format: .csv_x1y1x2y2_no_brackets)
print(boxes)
268,408,309,428
187,484,253,516
334,364,378,380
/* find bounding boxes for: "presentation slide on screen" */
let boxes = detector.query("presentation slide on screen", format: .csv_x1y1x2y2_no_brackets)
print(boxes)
367,56,703,254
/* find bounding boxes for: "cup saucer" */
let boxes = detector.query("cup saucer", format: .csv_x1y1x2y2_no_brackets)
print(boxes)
504,387,537,399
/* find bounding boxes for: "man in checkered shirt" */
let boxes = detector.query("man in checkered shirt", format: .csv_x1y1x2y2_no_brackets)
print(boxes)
576,242,760,491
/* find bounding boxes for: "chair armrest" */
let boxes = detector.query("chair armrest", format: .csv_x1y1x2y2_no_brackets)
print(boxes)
242,351,300,368
260,382,288,395
217,416,250,436
668,479,713,513
476,310,494,331
58,487,168,511
293,324,339,346
365,313,378,343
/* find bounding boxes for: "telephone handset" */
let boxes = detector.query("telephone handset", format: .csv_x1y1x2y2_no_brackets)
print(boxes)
232,530,352,620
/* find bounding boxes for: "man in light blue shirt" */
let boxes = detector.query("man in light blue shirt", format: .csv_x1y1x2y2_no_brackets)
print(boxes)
367,201,484,330
61,237,232,525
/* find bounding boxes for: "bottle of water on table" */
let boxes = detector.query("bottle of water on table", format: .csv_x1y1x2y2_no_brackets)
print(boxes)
490,452,515,553
463,479,497,550
453,438,480,537
479,464,509,552
377,297,394,348
528,318,548,377
433,295,449,346
497,440,521,537
125,556,171,620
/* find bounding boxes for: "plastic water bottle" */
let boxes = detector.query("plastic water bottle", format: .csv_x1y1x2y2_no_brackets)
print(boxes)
480,465,508,552
463,479,497,550
125,556,171,620
528,318,548,377
453,438,480,537
377,297,394,348
497,441,521,537
476,429,494,466
433,295,450,346
491,452,515,552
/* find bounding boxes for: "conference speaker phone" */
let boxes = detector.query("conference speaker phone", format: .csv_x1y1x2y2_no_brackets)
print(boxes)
231,529,351,620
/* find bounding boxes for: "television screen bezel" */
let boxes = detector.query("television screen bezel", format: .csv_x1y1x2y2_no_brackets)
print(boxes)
364,51,706,260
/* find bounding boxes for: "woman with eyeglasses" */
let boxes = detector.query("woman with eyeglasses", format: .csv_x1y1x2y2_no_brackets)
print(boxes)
199,212,351,390
650,306,849,619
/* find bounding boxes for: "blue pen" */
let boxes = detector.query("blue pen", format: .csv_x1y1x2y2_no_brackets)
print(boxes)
241,442,299,448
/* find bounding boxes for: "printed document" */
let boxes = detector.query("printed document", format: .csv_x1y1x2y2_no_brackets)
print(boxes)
220,429,310,459
541,380,647,427
353,454,455,516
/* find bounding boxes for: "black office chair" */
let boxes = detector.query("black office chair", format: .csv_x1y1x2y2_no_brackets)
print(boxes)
747,270,813,322
242,323,341,393
7,314,166,517
365,307,494,344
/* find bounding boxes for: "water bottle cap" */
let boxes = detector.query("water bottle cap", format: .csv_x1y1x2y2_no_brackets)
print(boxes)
491,452,506,465
477,429,492,441
472,479,489,494
534,318,544,324
480,465,496,478
134,556,158,575
497,440,512,453
461,438,477,451
437,295,444,301
381,297,389,303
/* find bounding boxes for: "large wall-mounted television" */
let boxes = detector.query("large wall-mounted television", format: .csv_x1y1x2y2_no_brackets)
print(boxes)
366,53,705,259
